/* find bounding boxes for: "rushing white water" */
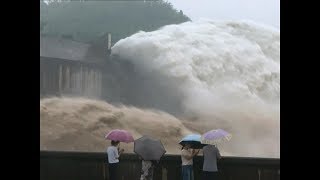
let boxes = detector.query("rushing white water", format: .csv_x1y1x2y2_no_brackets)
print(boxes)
111,19,280,157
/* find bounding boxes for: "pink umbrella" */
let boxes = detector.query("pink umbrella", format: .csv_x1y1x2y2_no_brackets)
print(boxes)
105,129,134,143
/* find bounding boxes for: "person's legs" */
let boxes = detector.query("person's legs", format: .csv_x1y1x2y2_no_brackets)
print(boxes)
182,166,187,180
109,164,114,180
109,163,118,180
212,171,219,179
202,171,214,180
189,166,194,180
147,166,154,180
204,171,217,180
182,165,193,180
202,171,207,180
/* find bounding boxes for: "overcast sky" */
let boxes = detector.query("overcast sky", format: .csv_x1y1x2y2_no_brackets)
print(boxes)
168,0,280,29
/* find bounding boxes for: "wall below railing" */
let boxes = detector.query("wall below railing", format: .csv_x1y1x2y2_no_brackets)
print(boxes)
40,151,280,180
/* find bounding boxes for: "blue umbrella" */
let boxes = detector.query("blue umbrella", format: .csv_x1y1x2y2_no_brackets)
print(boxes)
179,134,206,149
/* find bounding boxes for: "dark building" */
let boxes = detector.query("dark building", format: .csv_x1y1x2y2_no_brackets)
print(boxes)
40,36,107,99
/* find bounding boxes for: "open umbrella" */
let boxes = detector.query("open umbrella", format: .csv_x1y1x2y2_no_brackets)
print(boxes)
105,129,134,143
179,134,206,149
201,129,232,145
134,135,166,161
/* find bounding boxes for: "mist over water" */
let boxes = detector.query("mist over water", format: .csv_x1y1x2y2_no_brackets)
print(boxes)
40,20,279,158
112,19,280,157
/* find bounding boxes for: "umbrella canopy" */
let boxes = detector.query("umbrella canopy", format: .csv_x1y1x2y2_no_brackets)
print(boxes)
134,135,166,161
179,134,206,149
105,129,134,143
201,129,232,145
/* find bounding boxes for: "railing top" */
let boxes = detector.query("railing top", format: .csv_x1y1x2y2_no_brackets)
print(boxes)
40,150,279,167
40,56,105,67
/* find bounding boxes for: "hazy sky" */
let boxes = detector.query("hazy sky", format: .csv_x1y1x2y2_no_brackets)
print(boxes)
42,0,279,29
168,0,280,29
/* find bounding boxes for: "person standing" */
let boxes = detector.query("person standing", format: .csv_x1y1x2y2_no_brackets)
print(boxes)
181,144,200,180
202,145,221,180
107,140,124,180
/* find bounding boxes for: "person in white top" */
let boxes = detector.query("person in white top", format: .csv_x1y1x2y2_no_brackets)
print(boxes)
181,144,200,180
106,140,124,180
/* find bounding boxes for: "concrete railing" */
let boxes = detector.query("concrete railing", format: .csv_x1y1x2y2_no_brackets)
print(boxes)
40,151,280,180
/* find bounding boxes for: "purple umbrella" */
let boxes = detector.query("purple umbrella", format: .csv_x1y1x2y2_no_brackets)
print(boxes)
201,129,232,145
105,129,134,143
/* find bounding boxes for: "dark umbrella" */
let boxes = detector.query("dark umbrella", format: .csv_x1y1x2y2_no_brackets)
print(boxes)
134,136,166,161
